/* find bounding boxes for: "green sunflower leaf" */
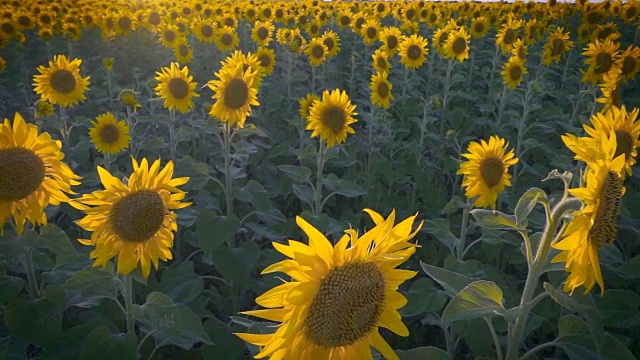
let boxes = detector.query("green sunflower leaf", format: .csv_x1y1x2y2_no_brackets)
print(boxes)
441,280,505,322
470,209,524,231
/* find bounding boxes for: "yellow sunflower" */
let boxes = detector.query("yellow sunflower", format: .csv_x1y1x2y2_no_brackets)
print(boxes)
581,38,620,84
251,20,274,47
0,112,80,235
321,30,341,58
159,25,180,48
88,112,131,155
542,27,574,66
71,157,190,278
255,47,276,77
379,26,402,55
299,93,320,119
361,19,380,46
596,68,622,113
562,105,640,178
307,89,358,149
208,63,260,128
552,133,625,295
215,26,239,52
34,100,54,118
192,19,216,44
305,37,328,67
173,37,193,64
119,89,141,113
154,62,199,114
616,45,640,83
220,50,264,88
511,39,528,61
502,56,528,90
457,135,519,209
236,209,423,360
496,20,521,54
32,54,90,108
398,34,429,69
470,16,490,38
443,27,470,62
370,71,393,109
372,48,391,74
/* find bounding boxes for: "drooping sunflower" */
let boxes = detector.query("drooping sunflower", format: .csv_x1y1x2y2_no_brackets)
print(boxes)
34,99,54,118
443,27,470,62
119,89,141,113
33,54,90,108
542,27,574,66
616,45,640,83
398,34,429,69
581,38,620,84
307,88,358,149
305,37,328,67
236,209,423,360
372,48,391,74
502,56,528,90
215,26,239,52
154,62,199,114
321,30,341,58
251,20,274,47
173,37,193,64
88,112,131,155
0,112,80,235
208,63,260,128
71,157,191,278
370,71,393,109
299,93,320,119
457,135,519,209
562,105,640,178
552,134,625,295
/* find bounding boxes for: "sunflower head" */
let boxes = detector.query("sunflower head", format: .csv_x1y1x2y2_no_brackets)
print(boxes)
103,57,114,71
370,71,393,109
208,62,260,128
398,34,429,69
89,112,132,155
306,88,358,148
32,54,91,108
34,99,54,118
154,62,200,114
119,89,141,112
502,56,528,90
305,37,328,67
444,27,470,62
299,93,320,119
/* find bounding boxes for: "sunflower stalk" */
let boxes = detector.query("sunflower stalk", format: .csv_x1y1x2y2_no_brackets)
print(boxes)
123,274,134,334
24,248,40,299
513,82,534,188
222,122,234,219
313,140,327,217
441,59,455,136
496,85,508,131
168,110,177,160
456,200,472,260
505,196,581,360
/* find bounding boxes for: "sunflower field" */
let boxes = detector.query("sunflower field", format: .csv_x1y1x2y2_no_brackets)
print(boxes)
1,0,640,359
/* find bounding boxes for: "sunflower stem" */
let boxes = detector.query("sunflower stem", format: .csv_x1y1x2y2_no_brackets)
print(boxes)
441,59,455,136
456,200,472,261
311,65,316,95
313,140,326,217
496,84,508,131
484,317,503,360
223,122,234,219
24,248,40,299
168,110,177,161
59,105,69,147
123,274,134,334
104,153,111,172
505,197,581,360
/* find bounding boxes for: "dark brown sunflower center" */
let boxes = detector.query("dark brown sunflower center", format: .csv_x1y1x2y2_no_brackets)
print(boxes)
164,30,176,42
258,54,271,68
110,190,165,243
503,28,516,45
263,9,271,18
376,56,387,69
594,52,613,74
168,78,189,100
621,56,637,77
366,26,377,40
323,37,334,51
340,16,350,26
407,44,421,60
377,81,389,98
149,12,161,26
508,64,523,81
597,27,614,41
355,17,365,30
223,78,249,110
224,18,234,27
310,24,318,34
247,9,255,18
305,262,386,348
99,124,120,144
179,44,189,56
18,15,30,27
50,69,77,94
40,14,51,25
387,35,398,50
480,156,504,188
587,11,602,24
321,106,346,135
474,23,485,33
1,22,14,34
221,33,233,46
275,9,283,18
591,170,623,248
257,27,268,40
551,38,565,56
0,148,46,201
311,44,325,59
452,37,467,54
118,17,131,31
614,130,634,160
201,24,213,38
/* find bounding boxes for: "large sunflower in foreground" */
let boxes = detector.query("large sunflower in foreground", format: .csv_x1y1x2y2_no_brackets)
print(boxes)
0,112,80,235
208,63,260,128
552,134,625,295
33,54,90,108
89,112,131,155
154,62,199,114
71,157,191,278
457,136,519,209
236,209,423,360
307,88,358,148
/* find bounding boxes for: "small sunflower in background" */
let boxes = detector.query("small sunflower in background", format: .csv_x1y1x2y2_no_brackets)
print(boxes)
321,30,340,58
581,38,620,84
236,209,422,360
255,47,276,77
372,48,391,74
34,99,54,118
119,89,141,113
596,68,623,112
159,24,180,48
208,63,260,128
542,27,574,66
470,16,490,38
370,71,393,109
307,88,358,148
0,112,80,235
305,37,328,67
502,56,528,90
33,54,90,108
443,26,470,62
496,19,521,54
591,22,620,43
89,112,131,155
379,26,402,55
511,39,528,61
616,45,640,83
251,20,274,47
457,135,519,209
360,19,380,46
103,57,114,71
154,62,199,114
215,26,239,52
192,19,216,44
173,37,193,64
299,93,320,119
71,157,191,278
398,34,429,69
220,50,264,88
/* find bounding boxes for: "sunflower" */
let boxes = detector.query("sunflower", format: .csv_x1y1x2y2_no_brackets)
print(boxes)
592,22,620,43
192,19,216,44
154,62,199,114
562,105,640,178
398,34,429,70
114,11,135,37
103,57,114,71
159,24,180,47
321,30,340,58
502,56,527,90
0,112,80,235
32,54,90,108
119,89,141,113
220,50,264,88
236,209,422,360
254,47,276,77
577,23,592,44
496,20,520,54
299,93,320,119
336,10,351,29
581,38,620,84
552,134,625,295
457,135,519,209
215,26,239,52
305,20,322,38
596,68,622,113
470,16,490,38
173,37,193,64
360,19,380,46
378,26,401,55
305,37,328,67
34,100,54,118
89,112,131,155
542,27,574,66
524,19,539,45
71,157,190,278
370,72,393,109
443,27,470,62
510,39,528,61
307,88,358,149
251,20,274,47
372,48,391,74
616,45,640,83
208,63,260,128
